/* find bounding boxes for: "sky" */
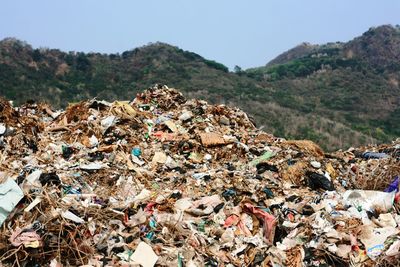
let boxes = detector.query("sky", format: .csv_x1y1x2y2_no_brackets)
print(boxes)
0,0,399,69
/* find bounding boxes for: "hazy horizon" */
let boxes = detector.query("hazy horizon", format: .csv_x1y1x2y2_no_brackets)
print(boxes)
1,0,399,69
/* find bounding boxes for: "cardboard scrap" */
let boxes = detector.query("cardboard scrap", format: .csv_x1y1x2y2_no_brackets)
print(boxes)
110,101,137,118
199,132,225,147
285,140,324,157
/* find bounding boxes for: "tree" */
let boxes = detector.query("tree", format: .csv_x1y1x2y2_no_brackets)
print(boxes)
234,65,243,75
76,53,91,71
32,49,42,61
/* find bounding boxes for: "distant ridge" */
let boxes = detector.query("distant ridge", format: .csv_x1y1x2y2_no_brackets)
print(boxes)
0,25,399,150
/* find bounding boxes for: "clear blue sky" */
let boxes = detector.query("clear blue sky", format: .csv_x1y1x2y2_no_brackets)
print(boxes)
1,0,399,69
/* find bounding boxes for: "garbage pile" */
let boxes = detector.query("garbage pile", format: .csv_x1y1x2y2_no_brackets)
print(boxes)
0,85,399,266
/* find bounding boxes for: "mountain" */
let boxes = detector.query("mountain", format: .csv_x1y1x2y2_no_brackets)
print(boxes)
0,25,399,151
245,25,400,146
0,39,250,106
265,42,321,66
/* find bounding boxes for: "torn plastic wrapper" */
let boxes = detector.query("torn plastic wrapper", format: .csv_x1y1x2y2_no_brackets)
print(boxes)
386,240,400,256
306,171,334,191
24,197,42,212
384,176,399,193
361,151,389,159
0,123,6,135
100,115,117,133
342,190,395,213
117,241,158,267
80,162,108,170
359,226,399,260
243,203,277,243
131,241,159,267
0,178,24,226
187,195,223,216
60,210,85,224
249,151,275,167
9,227,42,248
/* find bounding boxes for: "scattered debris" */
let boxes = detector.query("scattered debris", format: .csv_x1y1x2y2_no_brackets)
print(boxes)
0,86,399,266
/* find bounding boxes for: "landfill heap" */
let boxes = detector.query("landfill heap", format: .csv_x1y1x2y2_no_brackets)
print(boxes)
0,85,399,267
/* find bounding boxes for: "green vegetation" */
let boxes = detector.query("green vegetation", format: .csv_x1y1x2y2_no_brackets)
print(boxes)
242,25,400,147
0,25,399,151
